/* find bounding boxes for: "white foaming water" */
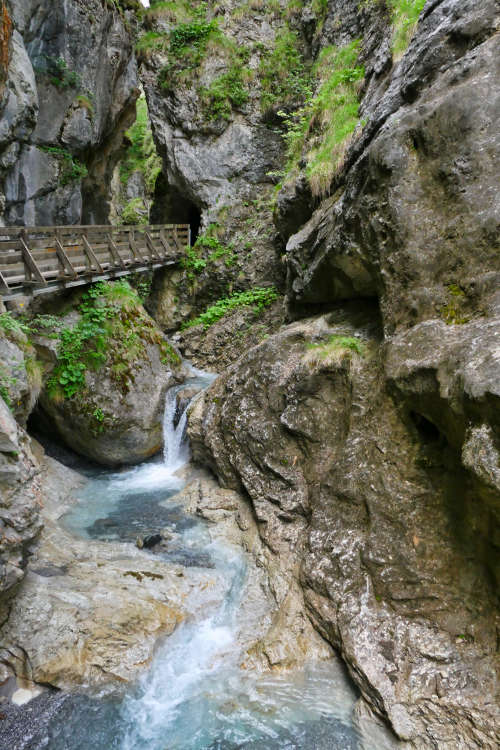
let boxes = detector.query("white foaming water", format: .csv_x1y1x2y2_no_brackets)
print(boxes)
54,365,397,750
163,384,191,469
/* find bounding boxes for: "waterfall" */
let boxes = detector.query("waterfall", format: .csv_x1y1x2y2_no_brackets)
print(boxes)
163,385,190,469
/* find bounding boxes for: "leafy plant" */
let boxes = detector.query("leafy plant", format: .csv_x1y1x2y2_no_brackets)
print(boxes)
388,0,426,56
40,146,88,185
278,40,365,196
0,311,31,337
182,287,280,329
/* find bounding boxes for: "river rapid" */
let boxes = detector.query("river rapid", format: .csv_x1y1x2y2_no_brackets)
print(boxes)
4,367,396,750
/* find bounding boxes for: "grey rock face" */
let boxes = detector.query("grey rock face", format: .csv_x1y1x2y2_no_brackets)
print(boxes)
285,0,500,336
0,397,42,623
0,0,138,226
189,310,499,748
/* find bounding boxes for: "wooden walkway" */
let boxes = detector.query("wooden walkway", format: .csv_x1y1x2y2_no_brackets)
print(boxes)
0,224,190,300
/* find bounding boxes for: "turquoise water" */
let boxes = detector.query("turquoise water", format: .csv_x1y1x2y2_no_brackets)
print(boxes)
33,369,396,750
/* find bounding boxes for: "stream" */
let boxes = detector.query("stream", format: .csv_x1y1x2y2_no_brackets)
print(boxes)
7,367,396,750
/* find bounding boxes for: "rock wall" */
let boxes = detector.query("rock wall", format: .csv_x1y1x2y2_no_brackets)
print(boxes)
0,396,41,624
186,0,500,747
0,0,139,226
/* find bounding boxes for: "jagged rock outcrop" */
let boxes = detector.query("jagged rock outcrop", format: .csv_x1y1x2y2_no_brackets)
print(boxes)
187,1,500,747
0,0,139,226
0,396,41,624
189,308,499,748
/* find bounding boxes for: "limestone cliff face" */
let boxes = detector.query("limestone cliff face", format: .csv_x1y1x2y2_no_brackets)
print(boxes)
186,0,500,747
0,0,139,226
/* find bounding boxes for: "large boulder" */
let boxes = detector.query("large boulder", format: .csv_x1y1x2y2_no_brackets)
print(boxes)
36,282,187,466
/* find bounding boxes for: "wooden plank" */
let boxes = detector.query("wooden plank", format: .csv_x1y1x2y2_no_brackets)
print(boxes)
81,235,104,273
20,233,47,285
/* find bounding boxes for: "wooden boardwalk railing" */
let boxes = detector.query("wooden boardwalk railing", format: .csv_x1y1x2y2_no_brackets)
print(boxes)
0,224,190,300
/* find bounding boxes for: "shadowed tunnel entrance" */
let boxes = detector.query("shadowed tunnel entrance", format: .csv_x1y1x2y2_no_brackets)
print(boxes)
151,173,201,245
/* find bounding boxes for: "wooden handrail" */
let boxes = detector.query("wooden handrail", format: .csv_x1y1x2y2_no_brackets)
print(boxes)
0,223,190,299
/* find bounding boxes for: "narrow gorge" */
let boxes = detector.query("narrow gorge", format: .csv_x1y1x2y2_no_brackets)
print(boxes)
0,1,498,748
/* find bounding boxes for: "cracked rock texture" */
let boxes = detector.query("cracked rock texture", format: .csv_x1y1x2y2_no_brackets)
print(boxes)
0,0,138,226
187,1,500,748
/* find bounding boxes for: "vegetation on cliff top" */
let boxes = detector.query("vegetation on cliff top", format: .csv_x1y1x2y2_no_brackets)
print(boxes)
389,0,426,56
277,39,364,196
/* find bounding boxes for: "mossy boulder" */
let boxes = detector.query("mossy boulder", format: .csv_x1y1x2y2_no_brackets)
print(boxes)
36,281,187,466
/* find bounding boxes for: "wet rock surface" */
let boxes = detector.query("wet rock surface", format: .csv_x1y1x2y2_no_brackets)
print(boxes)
0,398,41,622
188,308,499,748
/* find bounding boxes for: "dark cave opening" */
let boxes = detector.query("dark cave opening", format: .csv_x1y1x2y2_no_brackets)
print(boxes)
150,172,201,245
409,411,442,443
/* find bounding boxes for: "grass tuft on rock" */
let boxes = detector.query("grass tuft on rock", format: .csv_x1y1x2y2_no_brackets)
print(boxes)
304,334,365,368
389,0,426,57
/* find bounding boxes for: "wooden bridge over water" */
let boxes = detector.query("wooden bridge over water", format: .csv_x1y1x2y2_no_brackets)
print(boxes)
0,224,190,300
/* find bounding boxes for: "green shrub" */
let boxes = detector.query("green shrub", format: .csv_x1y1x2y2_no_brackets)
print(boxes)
34,55,81,89
279,40,364,196
201,65,249,120
40,146,88,185
388,0,426,56
259,29,309,112
182,287,280,329
122,197,148,225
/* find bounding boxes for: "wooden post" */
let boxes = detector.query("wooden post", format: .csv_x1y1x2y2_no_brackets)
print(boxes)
0,268,10,294
81,233,103,273
20,230,47,285
128,228,146,263
145,231,160,261
108,231,127,269
55,234,77,278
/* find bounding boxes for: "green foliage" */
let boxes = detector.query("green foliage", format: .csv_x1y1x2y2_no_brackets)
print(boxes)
201,64,249,120
0,365,16,408
279,40,364,196
122,198,148,225
35,55,80,89
48,286,111,398
47,280,177,401
40,146,88,185
120,96,162,194
0,311,31,338
158,18,218,88
388,0,426,56
259,29,310,112
182,287,280,329
181,225,238,279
